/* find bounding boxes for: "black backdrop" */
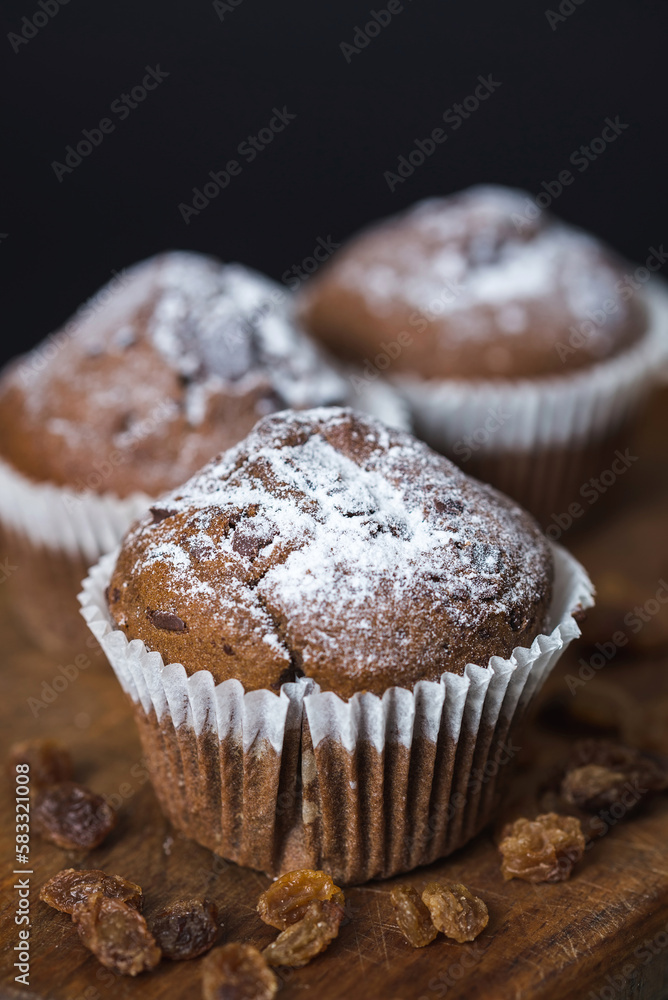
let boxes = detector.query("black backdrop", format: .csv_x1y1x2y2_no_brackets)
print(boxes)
1,0,666,367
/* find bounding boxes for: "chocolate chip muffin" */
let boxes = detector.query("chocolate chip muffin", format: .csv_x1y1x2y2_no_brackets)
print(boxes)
0,252,348,654
296,186,665,525
297,185,646,380
0,252,347,498
84,407,593,883
108,407,553,699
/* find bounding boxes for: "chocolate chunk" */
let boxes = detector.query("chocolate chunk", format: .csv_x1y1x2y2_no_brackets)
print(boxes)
149,610,187,632
222,643,235,656
150,507,177,524
435,498,464,515
232,528,275,559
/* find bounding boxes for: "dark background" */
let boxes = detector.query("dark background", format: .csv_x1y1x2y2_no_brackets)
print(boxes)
1,0,666,367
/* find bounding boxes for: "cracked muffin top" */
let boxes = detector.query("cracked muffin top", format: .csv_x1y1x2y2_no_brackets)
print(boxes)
296,185,646,380
107,407,554,699
0,252,346,497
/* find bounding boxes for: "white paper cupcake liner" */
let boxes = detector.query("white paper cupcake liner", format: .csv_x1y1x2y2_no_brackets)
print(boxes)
0,456,151,563
79,540,593,883
394,280,668,519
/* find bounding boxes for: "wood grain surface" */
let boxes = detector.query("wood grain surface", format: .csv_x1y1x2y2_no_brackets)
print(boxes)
1,390,668,1000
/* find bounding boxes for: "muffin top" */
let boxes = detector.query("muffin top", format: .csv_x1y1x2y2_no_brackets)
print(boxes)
108,407,554,699
0,252,346,497
297,186,646,380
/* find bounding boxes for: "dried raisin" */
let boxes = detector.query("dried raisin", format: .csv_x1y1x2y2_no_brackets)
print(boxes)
561,765,629,812
40,868,142,913
151,898,218,960
257,869,345,930
568,739,668,793
421,882,488,943
72,892,161,976
262,899,344,968
8,739,73,788
499,813,585,883
201,943,277,1000
390,884,437,947
33,782,117,850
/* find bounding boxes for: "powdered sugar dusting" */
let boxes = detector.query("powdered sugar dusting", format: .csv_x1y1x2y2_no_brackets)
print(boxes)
147,254,345,413
116,408,553,686
337,185,634,353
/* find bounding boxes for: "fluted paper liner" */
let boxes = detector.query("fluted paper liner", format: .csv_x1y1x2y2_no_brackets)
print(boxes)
0,456,152,564
80,541,593,884
395,280,668,522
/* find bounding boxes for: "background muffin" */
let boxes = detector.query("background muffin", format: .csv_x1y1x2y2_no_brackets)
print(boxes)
0,251,348,498
297,185,646,379
83,407,593,883
0,252,350,653
297,186,668,524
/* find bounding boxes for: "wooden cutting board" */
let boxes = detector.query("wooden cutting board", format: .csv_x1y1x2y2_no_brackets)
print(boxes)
1,390,668,1000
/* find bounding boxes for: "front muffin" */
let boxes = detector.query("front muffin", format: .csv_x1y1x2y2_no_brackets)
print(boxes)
84,407,592,883
108,407,553,699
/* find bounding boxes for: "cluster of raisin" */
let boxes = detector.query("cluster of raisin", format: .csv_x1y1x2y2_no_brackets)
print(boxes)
40,867,218,975
257,869,345,967
390,881,488,947
200,869,347,997
566,739,668,802
498,739,668,883
540,738,668,835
